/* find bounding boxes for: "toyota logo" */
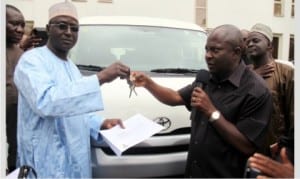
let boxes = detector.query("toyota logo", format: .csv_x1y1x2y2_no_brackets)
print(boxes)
153,117,171,131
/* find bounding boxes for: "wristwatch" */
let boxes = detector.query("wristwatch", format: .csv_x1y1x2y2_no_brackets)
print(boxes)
209,110,220,123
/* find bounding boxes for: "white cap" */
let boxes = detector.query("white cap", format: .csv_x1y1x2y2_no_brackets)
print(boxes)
250,23,273,42
49,0,78,21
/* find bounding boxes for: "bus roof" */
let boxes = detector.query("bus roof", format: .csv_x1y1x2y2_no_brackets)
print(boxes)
79,16,206,32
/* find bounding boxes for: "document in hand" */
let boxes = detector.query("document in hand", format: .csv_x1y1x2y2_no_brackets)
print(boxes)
99,113,164,156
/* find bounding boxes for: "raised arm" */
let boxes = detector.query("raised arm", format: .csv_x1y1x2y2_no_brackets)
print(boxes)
190,87,256,155
132,71,184,106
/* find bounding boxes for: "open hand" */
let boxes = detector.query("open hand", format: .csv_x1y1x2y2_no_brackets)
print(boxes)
248,148,294,178
101,119,125,130
130,71,151,87
253,63,275,79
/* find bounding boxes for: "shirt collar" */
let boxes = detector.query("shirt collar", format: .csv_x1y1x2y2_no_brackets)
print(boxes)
227,60,246,87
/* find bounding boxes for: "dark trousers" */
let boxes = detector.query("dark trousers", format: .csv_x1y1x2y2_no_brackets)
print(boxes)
6,103,17,172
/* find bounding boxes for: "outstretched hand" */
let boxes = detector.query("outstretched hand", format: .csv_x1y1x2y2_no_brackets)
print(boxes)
97,62,130,84
101,119,125,130
248,147,294,178
130,71,151,88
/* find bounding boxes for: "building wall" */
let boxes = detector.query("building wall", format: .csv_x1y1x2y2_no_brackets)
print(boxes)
6,0,294,61
206,0,295,61
1,0,7,176
6,0,195,27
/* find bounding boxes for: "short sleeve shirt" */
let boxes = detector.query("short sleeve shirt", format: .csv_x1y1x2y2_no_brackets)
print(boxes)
178,62,273,178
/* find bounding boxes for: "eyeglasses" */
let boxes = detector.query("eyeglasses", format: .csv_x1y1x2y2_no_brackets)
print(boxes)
49,23,79,32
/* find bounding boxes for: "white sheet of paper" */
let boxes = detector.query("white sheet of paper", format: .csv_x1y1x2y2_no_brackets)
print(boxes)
6,168,20,179
99,113,164,156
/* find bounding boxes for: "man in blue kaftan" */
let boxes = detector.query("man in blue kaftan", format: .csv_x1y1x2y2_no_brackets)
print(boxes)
13,1,130,178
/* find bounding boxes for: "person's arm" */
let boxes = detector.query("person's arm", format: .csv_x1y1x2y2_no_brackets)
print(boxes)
97,62,130,85
250,63,275,79
19,34,42,51
132,71,185,106
190,87,256,155
14,53,104,117
248,148,294,178
86,114,105,140
86,114,124,141
212,116,255,155
284,67,294,131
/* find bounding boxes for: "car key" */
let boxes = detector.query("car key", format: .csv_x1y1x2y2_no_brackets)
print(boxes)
127,74,137,98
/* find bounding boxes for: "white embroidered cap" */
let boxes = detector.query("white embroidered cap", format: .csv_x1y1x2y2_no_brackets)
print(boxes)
250,23,273,42
49,0,78,21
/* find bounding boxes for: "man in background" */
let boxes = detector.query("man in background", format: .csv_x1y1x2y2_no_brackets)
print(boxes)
6,4,25,172
246,23,294,151
240,29,252,65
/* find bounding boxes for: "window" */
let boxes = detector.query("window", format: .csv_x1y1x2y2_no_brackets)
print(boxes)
195,0,207,27
97,0,113,3
291,0,294,17
71,25,207,71
274,0,284,16
24,20,34,35
272,36,279,59
289,35,294,62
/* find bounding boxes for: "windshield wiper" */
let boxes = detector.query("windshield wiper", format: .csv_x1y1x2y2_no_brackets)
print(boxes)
150,68,198,74
76,64,105,71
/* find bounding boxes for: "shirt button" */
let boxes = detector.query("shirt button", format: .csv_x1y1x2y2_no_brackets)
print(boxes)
194,141,198,144
201,121,205,125
193,160,197,164
218,85,221,88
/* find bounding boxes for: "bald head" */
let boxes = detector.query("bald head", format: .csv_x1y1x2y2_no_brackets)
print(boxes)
6,4,21,13
205,25,243,79
209,24,243,50
6,4,25,45
241,29,250,42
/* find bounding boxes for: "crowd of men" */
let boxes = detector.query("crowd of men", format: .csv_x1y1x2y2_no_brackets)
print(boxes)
6,1,294,178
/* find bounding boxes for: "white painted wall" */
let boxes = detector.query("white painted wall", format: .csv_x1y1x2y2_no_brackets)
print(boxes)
207,0,272,29
6,0,294,61
6,0,195,27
